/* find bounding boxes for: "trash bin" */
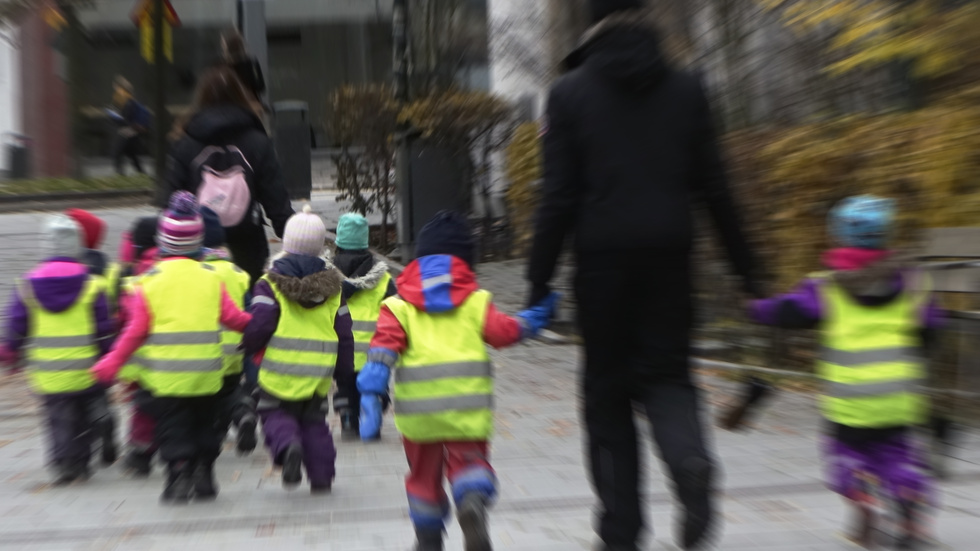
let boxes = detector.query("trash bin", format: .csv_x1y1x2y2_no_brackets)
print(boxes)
4,133,31,180
273,101,313,200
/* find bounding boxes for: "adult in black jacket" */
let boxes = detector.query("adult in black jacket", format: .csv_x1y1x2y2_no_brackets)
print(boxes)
158,66,293,285
221,30,266,103
526,2,762,550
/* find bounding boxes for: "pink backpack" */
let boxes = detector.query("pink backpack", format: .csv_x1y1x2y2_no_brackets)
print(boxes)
193,145,254,228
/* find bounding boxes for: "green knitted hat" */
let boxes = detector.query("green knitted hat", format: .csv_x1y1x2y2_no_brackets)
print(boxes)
335,213,370,250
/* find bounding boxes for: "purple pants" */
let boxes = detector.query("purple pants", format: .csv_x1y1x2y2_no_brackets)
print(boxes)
41,387,109,467
823,433,934,505
258,394,336,487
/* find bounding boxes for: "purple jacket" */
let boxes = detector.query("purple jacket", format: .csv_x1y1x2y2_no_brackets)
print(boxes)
4,258,115,360
243,254,355,396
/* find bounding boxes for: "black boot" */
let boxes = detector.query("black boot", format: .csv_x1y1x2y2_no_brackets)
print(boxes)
124,449,153,477
675,457,715,550
53,462,77,486
99,417,118,465
236,415,257,455
161,461,195,504
281,443,303,490
340,411,359,442
457,493,492,551
194,462,219,501
413,528,444,551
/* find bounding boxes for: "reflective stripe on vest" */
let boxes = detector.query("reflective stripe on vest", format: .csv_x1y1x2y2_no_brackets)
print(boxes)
207,259,250,377
259,274,341,401
23,276,101,394
387,290,494,443
137,259,225,397
816,275,929,428
348,272,391,372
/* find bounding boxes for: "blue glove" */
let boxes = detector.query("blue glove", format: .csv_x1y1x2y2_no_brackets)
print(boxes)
360,393,383,440
516,292,561,339
357,360,392,395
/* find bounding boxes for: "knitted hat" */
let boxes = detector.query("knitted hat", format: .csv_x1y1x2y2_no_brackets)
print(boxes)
336,213,370,251
201,207,226,249
416,211,475,267
283,204,326,256
131,216,159,257
157,191,204,257
829,195,896,250
41,214,83,260
590,0,644,23
65,209,106,250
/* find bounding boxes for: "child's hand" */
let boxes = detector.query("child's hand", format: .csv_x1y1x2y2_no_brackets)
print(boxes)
90,362,116,386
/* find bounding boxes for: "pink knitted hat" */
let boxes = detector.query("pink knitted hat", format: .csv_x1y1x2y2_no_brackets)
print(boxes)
282,204,326,256
157,191,204,257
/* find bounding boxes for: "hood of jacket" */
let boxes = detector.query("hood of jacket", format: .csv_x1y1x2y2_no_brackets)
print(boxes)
565,12,669,93
80,249,109,277
184,104,264,144
341,257,389,291
396,255,478,314
268,252,344,309
24,259,90,313
823,248,909,304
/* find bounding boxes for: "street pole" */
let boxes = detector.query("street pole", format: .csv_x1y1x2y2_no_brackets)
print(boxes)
393,0,413,262
152,0,167,186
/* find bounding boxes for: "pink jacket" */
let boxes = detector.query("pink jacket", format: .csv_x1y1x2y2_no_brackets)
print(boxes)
91,258,252,383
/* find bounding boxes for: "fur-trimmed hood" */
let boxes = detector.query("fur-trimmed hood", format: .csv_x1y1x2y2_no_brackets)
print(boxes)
267,251,344,308
345,260,389,291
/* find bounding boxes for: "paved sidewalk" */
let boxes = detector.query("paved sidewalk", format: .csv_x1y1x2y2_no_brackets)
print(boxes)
0,205,976,550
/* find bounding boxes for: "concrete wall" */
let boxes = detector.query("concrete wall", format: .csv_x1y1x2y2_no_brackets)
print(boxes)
0,28,21,171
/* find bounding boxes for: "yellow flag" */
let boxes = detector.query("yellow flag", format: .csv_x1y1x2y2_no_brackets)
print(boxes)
43,6,68,31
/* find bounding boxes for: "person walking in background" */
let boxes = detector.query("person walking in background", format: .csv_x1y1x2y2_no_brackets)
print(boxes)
750,196,939,549
243,205,354,493
161,66,294,286
357,212,556,551
0,215,116,484
221,29,266,106
91,193,252,504
330,213,397,441
110,76,147,176
526,1,763,549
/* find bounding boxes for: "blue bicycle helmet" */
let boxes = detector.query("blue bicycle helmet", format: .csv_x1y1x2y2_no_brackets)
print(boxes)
829,195,896,250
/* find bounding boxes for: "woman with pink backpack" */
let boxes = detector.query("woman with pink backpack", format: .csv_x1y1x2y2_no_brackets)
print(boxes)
158,65,294,286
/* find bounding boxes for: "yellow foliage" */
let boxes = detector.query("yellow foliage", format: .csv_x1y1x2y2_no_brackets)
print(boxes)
505,123,543,255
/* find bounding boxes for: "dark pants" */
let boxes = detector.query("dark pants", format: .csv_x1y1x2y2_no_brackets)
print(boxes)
333,380,390,419
112,135,144,175
217,374,255,431
42,387,111,467
576,251,714,546
258,393,336,487
139,394,225,468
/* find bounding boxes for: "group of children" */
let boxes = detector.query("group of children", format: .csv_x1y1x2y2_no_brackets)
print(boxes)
3,192,556,551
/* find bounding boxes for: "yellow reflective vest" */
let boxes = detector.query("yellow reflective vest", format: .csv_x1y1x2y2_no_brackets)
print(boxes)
386,290,494,443
817,276,928,428
206,259,251,377
348,272,392,372
136,259,225,397
259,275,342,401
22,277,102,394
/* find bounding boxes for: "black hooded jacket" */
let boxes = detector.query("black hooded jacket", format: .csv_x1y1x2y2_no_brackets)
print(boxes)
528,21,760,302
160,104,294,283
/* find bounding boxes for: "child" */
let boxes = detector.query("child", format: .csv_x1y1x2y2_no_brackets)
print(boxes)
91,192,251,504
201,207,258,454
243,205,355,493
330,213,397,441
750,196,940,549
1,214,116,484
357,211,556,551
116,215,161,475
64,208,120,465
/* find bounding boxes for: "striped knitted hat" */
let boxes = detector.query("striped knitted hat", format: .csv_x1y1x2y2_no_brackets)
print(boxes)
283,204,326,256
157,191,204,257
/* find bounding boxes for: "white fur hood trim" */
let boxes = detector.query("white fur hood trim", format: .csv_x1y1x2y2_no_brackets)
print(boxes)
345,260,390,291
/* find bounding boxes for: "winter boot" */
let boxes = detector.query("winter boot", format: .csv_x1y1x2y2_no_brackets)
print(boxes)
340,410,359,442
413,528,444,551
53,462,77,486
73,461,92,482
281,443,303,489
124,449,153,477
236,414,258,455
193,462,219,501
161,461,195,504
675,457,715,550
99,417,118,465
457,493,492,551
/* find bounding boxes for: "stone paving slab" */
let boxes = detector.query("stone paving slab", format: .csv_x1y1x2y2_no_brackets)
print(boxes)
0,204,977,550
